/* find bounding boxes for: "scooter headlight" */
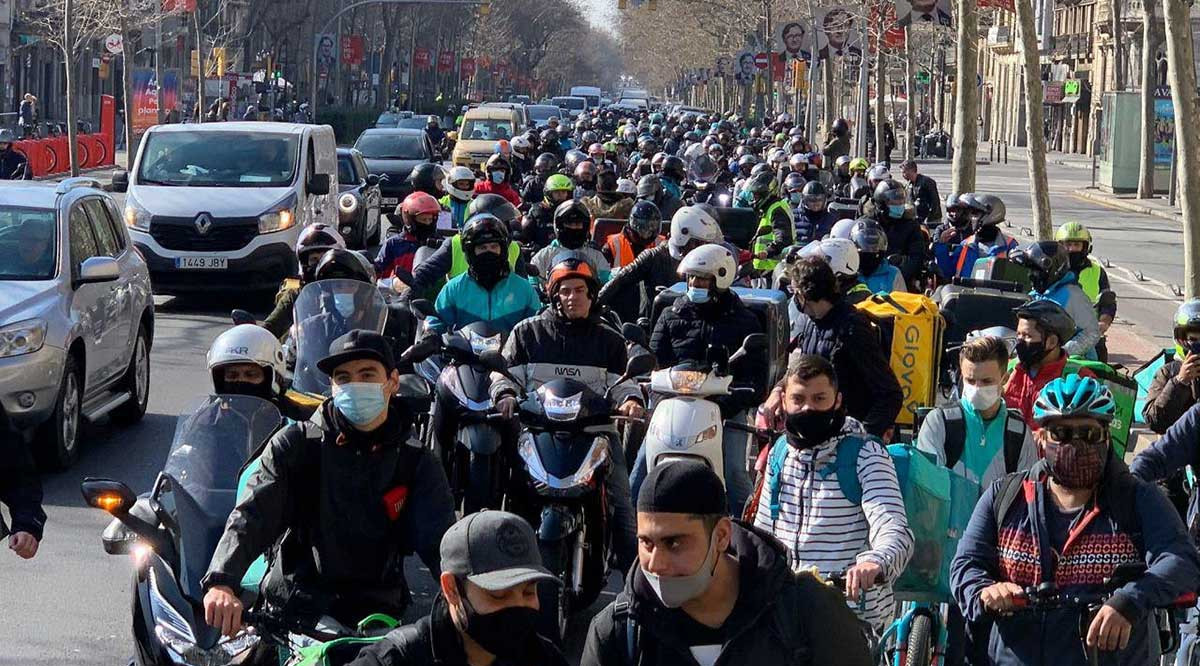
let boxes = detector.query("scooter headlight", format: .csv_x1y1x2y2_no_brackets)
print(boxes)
466,330,502,355
668,369,708,393
149,569,259,665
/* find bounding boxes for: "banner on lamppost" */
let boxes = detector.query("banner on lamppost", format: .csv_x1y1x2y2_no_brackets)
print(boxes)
776,19,813,62
340,36,363,66
131,68,180,133
816,7,862,60
414,47,432,69
734,50,756,84
315,34,336,74
460,57,476,79
896,0,953,26
437,50,455,73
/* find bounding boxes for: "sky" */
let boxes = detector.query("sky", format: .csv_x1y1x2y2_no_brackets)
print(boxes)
574,0,619,35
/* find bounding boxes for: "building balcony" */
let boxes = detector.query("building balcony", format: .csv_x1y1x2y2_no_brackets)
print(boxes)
988,25,1015,54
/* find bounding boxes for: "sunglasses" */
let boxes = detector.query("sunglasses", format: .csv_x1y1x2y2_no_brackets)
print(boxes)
1046,424,1106,443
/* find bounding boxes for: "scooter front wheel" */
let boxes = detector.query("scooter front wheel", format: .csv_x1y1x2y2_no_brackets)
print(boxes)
537,539,572,642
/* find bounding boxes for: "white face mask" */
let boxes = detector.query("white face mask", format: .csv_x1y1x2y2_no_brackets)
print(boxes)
962,383,1001,412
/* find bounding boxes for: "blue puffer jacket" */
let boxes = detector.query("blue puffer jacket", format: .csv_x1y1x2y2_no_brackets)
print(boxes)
951,458,1200,666
1032,273,1101,358
859,264,905,294
794,209,838,245
429,271,542,334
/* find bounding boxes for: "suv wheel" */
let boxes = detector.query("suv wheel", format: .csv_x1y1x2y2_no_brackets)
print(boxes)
35,354,82,469
112,325,150,425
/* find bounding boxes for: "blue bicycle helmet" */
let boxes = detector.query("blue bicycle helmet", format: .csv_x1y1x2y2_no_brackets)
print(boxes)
1032,375,1116,425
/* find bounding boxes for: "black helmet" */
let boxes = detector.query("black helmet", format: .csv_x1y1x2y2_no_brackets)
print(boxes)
850,218,888,253
832,118,850,136
1010,241,1070,293
314,248,376,283
636,173,664,201
580,130,599,145
534,152,558,176
783,172,806,195
540,128,560,145
461,213,511,255
563,149,588,175
408,163,447,197
737,154,759,174
872,179,907,208
637,136,659,155
628,200,662,241
691,154,720,181
749,162,773,178
295,223,346,281
467,193,520,228
745,170,778,206
485,154,511,174
801,180,829,211
553,200,592,249
1015,299,1076,347
661,155,686,182
959,192,1006,226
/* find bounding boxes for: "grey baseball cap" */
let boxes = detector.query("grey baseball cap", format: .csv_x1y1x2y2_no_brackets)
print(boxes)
441,511,560,591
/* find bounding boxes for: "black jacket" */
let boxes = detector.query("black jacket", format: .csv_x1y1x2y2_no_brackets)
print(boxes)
581,522,872,666
649,291,766,415
795,209,839,245
519,174,545,212
201,398,455,617
347,594,568,666
1144,358,1199,434
791,300,903,436
875,209,928,287
906,173,942,225
0,147,30,180
597,243,679,321
0,439,45,540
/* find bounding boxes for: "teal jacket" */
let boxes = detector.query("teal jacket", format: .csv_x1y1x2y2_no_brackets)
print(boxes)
430,271,542,334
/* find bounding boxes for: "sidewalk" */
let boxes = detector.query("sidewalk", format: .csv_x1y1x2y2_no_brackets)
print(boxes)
36,149,127,188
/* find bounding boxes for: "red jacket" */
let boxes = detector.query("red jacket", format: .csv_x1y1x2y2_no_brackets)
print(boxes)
1004,353,1094,430
474,180,521,207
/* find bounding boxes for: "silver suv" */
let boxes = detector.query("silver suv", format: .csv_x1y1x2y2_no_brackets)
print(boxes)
0,178,155,468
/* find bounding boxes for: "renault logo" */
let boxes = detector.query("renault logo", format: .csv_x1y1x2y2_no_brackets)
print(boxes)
194,213,213,235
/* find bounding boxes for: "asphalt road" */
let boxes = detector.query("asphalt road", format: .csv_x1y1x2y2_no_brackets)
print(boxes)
0,155,1188,665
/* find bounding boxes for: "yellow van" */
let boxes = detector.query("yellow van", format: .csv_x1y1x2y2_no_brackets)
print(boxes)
452,106,522,170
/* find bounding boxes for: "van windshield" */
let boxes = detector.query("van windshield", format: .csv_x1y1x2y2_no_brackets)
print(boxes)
554,98,585,111
460,119,513,141
137,132,299,187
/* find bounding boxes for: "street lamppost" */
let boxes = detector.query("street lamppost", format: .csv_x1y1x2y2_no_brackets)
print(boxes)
309,0,485,118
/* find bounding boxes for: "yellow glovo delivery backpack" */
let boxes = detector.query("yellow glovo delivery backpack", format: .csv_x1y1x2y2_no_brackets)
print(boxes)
856,292,945,427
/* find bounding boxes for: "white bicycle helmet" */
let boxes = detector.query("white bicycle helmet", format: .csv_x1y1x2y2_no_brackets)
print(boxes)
829,217,857,240
668,205,723,259
677,243,737,290
799,238,860,277
511,135,532,154
445,166,476,202
207,324,287,395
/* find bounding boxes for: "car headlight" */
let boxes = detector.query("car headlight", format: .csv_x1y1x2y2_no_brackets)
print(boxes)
123,197,151,232
0,319,47,358
258,207,296,234
338,193,359,214
668,369,708,394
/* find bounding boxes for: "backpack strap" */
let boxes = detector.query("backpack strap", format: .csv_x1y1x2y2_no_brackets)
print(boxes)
611,592,640,666
941,405,967,469
991,471,1029,529
1002,413,1028,474
766,436,791,522
832,436,866,506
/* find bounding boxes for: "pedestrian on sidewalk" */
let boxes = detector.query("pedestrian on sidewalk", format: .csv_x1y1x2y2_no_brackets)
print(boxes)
18,93,35,138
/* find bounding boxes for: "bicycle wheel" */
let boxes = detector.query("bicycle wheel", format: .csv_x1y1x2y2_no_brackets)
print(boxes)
907,614,934,666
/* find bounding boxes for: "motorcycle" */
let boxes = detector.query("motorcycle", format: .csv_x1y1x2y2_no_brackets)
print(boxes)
641,334,766,485
291,278,388,397
80,395,282,666
484,348,654,641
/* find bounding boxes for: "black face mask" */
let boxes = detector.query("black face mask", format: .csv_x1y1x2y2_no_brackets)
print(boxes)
222,380,274,400
1067,251,1089,273
1015,339,1049,368
784,406,847,449
577,179,596,191
409,222,435,243
975,224,1000,244
557,226,587,249
469,251,509,288
458,594,539,660
859,253,883,277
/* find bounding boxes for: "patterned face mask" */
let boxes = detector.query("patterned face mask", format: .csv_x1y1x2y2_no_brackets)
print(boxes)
1043,430,1108,490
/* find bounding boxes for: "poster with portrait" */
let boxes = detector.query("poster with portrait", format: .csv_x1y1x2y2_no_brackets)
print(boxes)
734,50,758,85
1154,97,1175,166
776,19,814,62
896,0,953,27
315,33,336,73
715,55,733,78
816,8,862,60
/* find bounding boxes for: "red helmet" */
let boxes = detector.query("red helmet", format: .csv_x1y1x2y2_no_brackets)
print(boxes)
546,253,600,299
402,191,441,218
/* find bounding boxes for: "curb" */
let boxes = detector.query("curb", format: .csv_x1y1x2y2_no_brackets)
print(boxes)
1071,188,1181,223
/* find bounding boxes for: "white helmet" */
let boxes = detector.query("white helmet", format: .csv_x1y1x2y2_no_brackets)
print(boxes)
206,324,287,395
678,243,737,290
511,135,532,153
800,238,859,277
616,178,637,195
829,217,857,240
445,166,476,202
867,165,891,183
668,205,723,259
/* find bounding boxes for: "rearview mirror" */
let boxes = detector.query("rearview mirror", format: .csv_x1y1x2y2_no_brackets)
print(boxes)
409,298,437,319
525,264,541,279
621,322,649,349
110,169,129,193
741,333,768,353
81,478,136,516
77,256,120,285
625,353,656,378
399,335,442,364
308,173,331,196
231,309,256,325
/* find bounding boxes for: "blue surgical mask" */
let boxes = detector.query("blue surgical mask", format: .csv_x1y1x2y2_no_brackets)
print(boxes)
491,171,506,184
332,382,388,426
789,193,803,206
333,293,356,317
686,286,710,303
888,204,905,218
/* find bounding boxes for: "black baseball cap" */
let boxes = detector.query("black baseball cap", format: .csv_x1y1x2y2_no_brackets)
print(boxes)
316,329,396,375
637,459,727,516
441,511,560,591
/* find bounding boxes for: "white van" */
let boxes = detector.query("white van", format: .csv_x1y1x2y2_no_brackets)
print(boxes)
569,86,602,110
112,122,338,294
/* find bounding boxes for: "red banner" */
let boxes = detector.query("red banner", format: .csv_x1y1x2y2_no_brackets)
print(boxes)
869,1,906,51
478,55,492,69
460,57,476,79
772,53,786,82
163,0,196,11
340,36,363,65
980,0,1015,10
437,50,455,74
414,47,432,69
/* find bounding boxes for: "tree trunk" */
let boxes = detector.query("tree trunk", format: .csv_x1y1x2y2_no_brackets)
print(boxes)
875,43,886,163
823,55,835,130
1163,0,1200,296
121,18,135,170
1136,0,1159,198
155,15,165,125
905,26,916,159
64,0,79,176
952,0,979,193
1111,0,1124,92
194,9,205,124
1015,0,1053,238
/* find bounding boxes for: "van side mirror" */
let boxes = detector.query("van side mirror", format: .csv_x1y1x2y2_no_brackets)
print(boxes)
111,169,129,193
308,173,331,196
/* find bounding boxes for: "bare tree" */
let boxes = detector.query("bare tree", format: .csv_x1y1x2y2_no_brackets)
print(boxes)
1014,0,1052,237
1111,0,1124,92
1136,0,1159,198
1162,0,1200,296
951,0,979,194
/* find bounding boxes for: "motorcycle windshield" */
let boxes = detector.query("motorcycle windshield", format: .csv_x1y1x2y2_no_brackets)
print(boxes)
293,279,388,396
161,395,281,600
